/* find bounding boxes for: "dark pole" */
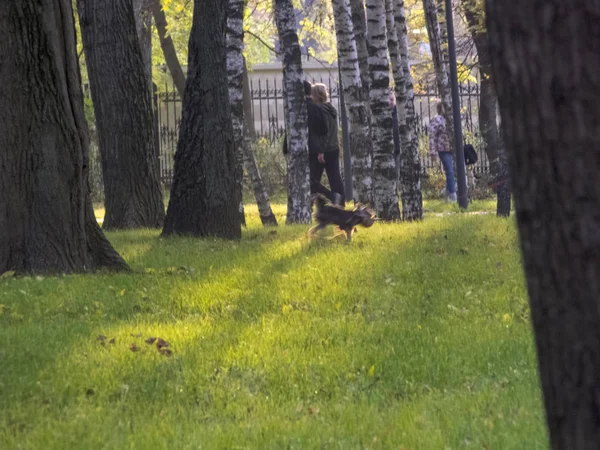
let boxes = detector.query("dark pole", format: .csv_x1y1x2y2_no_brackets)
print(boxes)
338,67,353,202
445,0,468,209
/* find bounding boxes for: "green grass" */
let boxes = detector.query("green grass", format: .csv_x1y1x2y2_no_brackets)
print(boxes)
0,204,547,449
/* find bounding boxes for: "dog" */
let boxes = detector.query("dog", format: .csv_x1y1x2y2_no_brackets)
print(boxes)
307,194,376,242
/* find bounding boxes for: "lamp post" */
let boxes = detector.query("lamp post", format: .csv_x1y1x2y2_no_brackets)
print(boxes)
445,0,468,209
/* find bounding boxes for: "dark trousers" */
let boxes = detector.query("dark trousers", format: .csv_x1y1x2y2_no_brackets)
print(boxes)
309,151,345,205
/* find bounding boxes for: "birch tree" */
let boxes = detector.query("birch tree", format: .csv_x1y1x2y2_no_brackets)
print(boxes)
487,0,600,447
422,0,454,149
273,0,312,224
331,0,373,205
365,0,400,220
227,0,278,226
348,0,371,93
390,0,423,220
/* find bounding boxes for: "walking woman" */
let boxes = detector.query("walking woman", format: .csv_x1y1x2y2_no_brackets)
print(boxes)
310,83,345,206
429,101,457,202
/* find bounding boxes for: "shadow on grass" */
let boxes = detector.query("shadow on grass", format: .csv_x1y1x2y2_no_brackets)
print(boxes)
0,215,542,448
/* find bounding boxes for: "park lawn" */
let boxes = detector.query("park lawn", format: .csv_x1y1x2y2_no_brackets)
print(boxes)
0,205,547,449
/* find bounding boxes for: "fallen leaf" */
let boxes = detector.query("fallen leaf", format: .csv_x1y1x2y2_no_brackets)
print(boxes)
145,337,157,345
1,271,16,278
307,406,320,415
159,348,173,357
129,343,141,352
156,338,170,350
368,365,376,377
130,333,143,338
97,335,107,342
108,338,116,345
86,388,95,397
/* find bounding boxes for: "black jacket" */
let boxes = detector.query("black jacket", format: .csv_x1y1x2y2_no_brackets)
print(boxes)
282,98,328,155
318,102,339,153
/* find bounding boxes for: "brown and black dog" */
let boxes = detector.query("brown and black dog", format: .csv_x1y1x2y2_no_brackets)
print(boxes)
308,194,376,242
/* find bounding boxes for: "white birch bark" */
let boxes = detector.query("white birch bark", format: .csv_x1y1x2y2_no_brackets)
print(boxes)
273,0,312,224
392,0,423,220
422,0,455,151
365,0,400,220
331,0,373,205
226,0,246,226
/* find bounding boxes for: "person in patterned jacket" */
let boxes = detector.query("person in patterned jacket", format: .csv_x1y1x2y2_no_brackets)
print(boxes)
429,101,457,202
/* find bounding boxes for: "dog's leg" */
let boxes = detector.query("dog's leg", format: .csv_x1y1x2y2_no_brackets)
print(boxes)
307,223,326,239
328,226,346,240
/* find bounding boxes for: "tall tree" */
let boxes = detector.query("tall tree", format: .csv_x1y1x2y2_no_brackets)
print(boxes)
0,0,127,274
163,0,241,238
227,0,278,226
133,0,152,94
366,0,400,220
78,0,165,230
152,0,186,97
348,0,371,93
487,0,600,448
422,0,454,148
274,0,312,224
331,0,374,205
391,0,423,220
461,0,510,216
226,0,247,227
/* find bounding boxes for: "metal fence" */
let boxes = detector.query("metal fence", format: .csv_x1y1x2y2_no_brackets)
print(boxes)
156,77,489,184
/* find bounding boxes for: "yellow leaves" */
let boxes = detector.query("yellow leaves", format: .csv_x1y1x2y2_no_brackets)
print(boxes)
368,365,376,377
282,304,292,314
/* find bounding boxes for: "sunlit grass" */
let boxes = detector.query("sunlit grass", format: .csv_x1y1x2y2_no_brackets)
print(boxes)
0,204,546,449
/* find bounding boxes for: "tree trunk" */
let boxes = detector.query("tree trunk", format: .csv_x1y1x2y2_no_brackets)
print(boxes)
162,0,241,238
495,129,511,217
366,0,400,220
348,0,370,94
461,0,510,215
487,0,600,448
274,0,312,225
133,0,153,95
242,60,257,140
393,0,423,220
422,0,454,150
331,0,374,205
152,0,186,97
226,0,246,227
242,59,278,226
78,0,165,230
462,0,499,177
0,0,127,275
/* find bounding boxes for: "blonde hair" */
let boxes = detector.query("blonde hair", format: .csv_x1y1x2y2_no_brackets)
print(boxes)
311,83,328,104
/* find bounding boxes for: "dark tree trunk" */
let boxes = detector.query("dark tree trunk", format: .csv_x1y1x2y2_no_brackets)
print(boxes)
461,0,510,215
78,0,165,230
152,0,186,98
162,0,241,239
0,0,127,275
133,0,153,95
495,130,511,217
487,0,600,448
